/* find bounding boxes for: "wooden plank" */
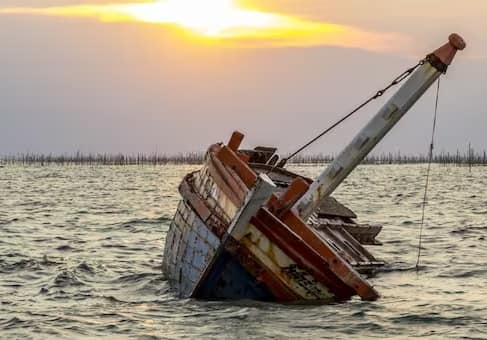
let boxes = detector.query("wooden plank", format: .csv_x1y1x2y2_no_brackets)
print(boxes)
251,209,355,300
230,237,300,302
268,177,309,216
241,224,333,300
228,174,276,240
279,210,379,301
178,174,212,222
228,131,245,152
207,155,245,207
217,145,258,189
238,152,251,163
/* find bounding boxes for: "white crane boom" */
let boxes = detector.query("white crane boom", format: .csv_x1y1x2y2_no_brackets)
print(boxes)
293,34,466,220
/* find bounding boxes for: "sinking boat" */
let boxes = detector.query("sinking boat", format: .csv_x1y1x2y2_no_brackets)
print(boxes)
162,34,465,302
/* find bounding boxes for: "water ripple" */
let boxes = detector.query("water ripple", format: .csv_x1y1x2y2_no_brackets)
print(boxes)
0,164,485,339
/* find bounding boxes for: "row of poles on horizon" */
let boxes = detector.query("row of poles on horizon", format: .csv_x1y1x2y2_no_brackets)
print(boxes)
1,146,486,167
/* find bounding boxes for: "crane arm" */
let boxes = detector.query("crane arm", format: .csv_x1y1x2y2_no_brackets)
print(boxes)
293,34,466,220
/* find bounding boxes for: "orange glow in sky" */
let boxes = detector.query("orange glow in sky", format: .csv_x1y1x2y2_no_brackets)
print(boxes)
119,0,290,37
0,0,404,50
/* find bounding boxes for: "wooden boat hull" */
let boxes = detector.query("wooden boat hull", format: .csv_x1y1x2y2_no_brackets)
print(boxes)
162,135,383,302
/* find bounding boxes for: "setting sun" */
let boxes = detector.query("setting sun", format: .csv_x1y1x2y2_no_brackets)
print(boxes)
117,0,284,37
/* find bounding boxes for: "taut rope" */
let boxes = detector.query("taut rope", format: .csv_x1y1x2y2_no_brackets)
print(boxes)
416,77,441,270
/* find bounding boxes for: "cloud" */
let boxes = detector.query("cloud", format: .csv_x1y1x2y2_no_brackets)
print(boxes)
0,0,409,52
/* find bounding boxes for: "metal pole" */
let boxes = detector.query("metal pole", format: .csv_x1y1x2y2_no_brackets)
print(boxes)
293,34,466,220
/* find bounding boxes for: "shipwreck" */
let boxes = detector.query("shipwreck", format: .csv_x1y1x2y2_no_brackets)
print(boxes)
162,34,466,302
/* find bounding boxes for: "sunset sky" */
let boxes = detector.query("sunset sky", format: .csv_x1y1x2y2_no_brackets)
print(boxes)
1,0,486,155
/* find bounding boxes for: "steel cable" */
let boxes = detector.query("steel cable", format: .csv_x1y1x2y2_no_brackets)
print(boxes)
279,59,426,166
416,77,441,270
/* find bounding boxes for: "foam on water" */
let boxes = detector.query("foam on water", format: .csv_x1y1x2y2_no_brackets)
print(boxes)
0,164,486,339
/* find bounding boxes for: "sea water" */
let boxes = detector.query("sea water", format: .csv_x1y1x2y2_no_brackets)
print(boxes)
0,164,485,339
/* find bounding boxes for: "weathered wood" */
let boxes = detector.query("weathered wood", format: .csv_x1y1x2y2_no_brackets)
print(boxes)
268,177,309,216
228,131,245,152
276,209,380,301
228,174,276,240
217,145,258,189
168,145,382,301
318,196,357,219
252,209,356,300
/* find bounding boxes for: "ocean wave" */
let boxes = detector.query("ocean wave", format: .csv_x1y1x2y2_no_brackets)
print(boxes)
1,165,485,339
0,258,42,273
117,216,173,228
389,313,471,326
0,316,35,330
112,272,162,284
53,270,86,287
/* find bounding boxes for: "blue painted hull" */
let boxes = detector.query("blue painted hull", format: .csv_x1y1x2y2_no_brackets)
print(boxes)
194,248,275,301
163,200,274,300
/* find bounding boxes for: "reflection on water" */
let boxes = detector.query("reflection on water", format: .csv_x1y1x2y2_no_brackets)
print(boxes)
0,164,485,339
